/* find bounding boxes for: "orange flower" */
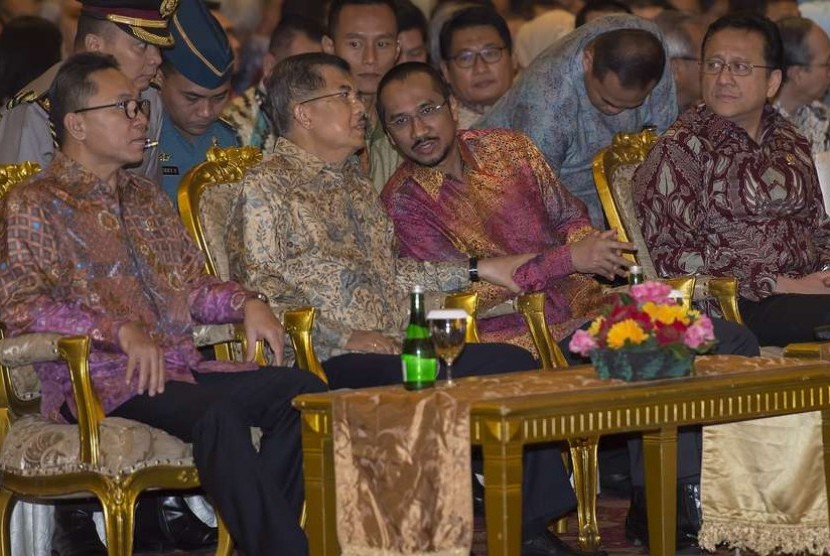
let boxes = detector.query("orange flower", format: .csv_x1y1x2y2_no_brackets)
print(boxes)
607,319,648,348
642,302,691,326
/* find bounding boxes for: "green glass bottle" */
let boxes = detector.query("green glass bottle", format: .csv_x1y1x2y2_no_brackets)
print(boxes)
628,265,644,285
402,286,437,390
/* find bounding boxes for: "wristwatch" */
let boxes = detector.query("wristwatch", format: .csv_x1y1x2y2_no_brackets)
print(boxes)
252,292,269,304
468,257,480,282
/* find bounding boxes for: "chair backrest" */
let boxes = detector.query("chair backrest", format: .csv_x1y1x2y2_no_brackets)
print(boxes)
442,291,481,343
0,163,44,420
178,146,263,280
592,129,659,279
515,293,570,369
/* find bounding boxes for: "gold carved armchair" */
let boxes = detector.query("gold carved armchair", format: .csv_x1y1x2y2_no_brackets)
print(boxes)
178,146,326,383
0,162,238,556
592,129,825,358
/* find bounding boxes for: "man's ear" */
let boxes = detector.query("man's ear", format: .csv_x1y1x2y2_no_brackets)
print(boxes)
449,94,459,126
582,47,594,74
64,112,86,141
767,68,783,99
292,103,313,130
322,35,335,54
84,32,105,53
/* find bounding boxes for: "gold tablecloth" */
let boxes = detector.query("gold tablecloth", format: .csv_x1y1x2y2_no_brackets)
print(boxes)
330,355,815,555
700,412,829,555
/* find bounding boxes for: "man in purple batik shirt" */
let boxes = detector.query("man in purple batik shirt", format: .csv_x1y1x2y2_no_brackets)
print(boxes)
0,52,324,556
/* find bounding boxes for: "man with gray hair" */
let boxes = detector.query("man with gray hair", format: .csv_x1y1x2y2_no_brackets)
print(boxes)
774,16,830,154
227,51,591,556
655,10,705,112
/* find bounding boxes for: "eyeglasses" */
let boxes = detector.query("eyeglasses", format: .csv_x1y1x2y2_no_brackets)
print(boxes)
297,90,359,105
701,59,775,77
74,98,151,119
386,99,449,130
447,46,506,68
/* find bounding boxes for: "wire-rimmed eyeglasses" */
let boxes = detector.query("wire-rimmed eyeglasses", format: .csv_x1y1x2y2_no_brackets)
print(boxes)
701,59,775,76
385,99,449,130
74,98,151,119
297,90,359,105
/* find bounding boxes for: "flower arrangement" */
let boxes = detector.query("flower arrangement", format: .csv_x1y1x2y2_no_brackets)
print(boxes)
569,281,716,381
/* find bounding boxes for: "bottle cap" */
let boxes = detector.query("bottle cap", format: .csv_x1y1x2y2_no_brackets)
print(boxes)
629,265,642,274
668,289,685,302
412,285,424,293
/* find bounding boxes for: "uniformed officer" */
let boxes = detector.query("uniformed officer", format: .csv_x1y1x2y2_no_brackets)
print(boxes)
0,0,175,182
158,0,238,202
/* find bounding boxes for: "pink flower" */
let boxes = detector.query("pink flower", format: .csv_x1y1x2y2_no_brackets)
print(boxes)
630,281,673,305
569,329,598,356
683,315,715,350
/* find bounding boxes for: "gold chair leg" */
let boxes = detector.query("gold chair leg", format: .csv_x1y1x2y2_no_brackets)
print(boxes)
569,436,601,552
0,491,14,556
100,490,135,556
215,511,234,556
555,516,568,534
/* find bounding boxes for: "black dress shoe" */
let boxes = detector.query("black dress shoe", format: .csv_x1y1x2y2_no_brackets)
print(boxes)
51,503,107,556
522,530,608,556
624,482,701,551
156,495,218,551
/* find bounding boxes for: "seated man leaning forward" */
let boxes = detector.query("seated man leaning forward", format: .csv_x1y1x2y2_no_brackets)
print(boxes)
634,11,830,347
0,52,326,555
226,52,586,556
376,61,761,550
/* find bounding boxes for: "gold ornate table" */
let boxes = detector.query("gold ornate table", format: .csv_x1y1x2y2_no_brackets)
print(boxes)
294,356,830,556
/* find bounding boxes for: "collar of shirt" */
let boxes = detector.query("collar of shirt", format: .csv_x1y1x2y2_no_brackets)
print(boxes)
404,131,484,199
272,135,361,187
48,151,129,200
696,103,781,148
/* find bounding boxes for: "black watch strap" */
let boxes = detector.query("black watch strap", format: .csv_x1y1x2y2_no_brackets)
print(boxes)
468,257,480,282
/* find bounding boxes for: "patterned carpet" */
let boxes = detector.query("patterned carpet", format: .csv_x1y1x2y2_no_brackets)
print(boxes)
148,491,745,555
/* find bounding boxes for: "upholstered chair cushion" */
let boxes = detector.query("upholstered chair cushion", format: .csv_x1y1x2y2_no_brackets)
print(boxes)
608,164,658,280
199,182,242,281
0,415,193,476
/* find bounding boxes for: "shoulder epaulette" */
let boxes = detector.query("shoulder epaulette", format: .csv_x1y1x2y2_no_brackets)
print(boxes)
5,89,40,111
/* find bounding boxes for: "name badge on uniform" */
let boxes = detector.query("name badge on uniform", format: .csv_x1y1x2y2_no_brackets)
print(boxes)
162,166,179,176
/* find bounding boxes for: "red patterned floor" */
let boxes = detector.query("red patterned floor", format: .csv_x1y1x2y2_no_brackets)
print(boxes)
146,491,741,555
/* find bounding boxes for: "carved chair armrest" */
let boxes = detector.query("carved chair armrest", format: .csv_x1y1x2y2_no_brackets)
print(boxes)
0,334,104,465
693,276,743,324
515,292,570,369
283,307,328,384
442,291,481,343
782,342,830,360
0,332,65,367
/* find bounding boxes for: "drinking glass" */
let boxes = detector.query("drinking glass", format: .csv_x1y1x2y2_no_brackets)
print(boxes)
427,309,468,387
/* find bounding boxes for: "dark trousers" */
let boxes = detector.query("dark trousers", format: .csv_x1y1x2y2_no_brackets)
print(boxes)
558,318,761,486
110,367,327,556
739,293,830,346
324,343,577,538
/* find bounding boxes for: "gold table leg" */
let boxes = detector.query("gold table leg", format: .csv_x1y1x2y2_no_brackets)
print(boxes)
643,427,677,556
569,436,601,552
301,411,339,556
482,440,524,556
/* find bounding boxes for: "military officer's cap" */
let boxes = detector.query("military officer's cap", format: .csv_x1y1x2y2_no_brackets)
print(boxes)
80,0,179,48
163,0,233,89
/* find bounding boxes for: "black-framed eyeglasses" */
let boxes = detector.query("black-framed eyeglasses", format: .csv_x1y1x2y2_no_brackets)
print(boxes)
386,99,449,130
297,90,358,105
447,46,506,68
701,59,775,77
74,98,151,119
